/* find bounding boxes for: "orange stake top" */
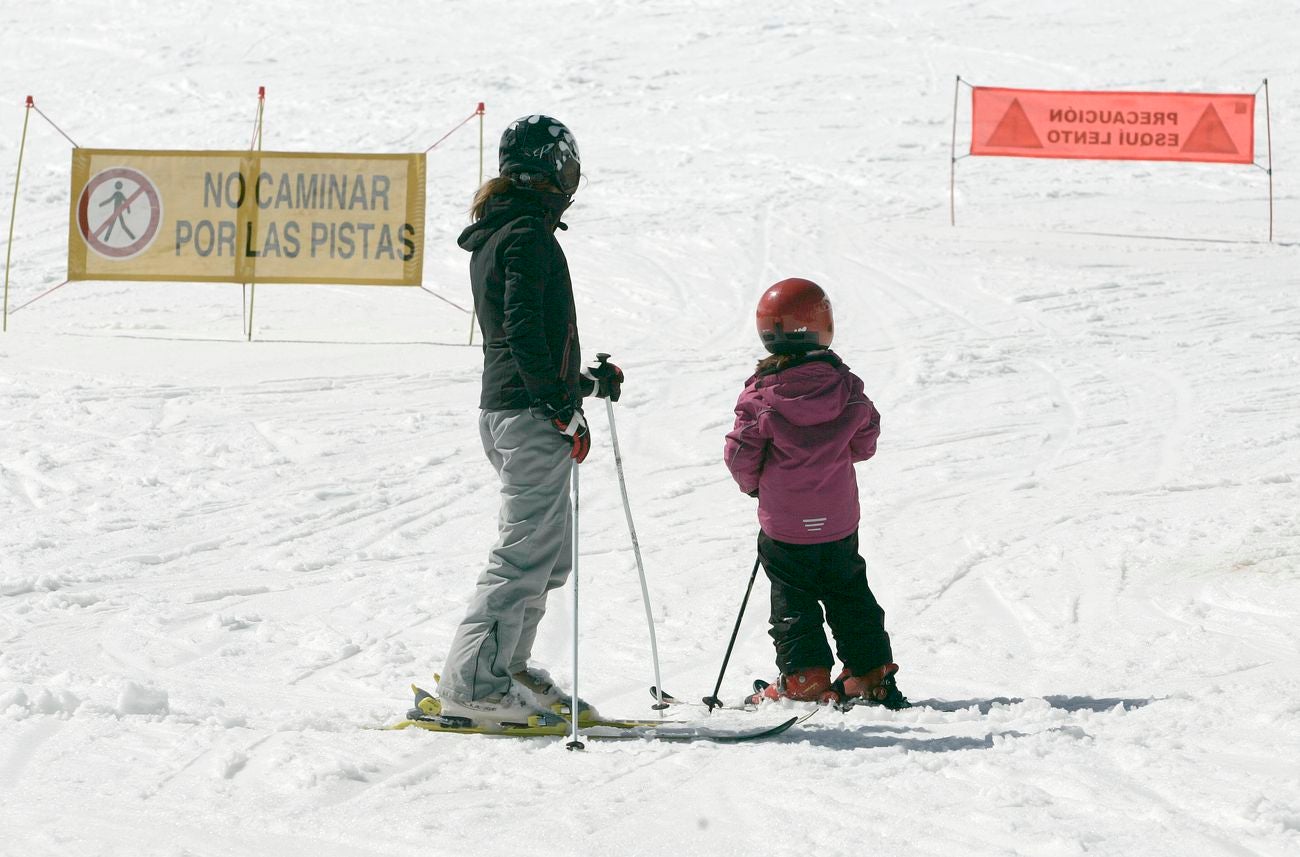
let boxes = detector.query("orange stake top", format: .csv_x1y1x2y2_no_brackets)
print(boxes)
971,87,1255,164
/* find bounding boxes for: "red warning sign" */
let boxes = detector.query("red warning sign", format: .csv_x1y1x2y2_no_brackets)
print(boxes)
971,87,1255,164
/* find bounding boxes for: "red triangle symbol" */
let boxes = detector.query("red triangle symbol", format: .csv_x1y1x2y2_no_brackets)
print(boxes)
1181,105,1238,155
986,98,1043,149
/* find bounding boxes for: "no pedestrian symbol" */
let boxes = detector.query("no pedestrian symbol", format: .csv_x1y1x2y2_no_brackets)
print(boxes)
76,167,163,259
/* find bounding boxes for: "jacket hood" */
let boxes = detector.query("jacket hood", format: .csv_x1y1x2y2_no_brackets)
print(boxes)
750,351,852,427
457,188,572,252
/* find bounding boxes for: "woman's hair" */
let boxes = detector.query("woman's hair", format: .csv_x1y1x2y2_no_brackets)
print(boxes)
471,176,515,220
471,175,570,220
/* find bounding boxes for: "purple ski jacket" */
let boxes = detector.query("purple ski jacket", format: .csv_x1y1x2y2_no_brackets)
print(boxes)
724,351,880,544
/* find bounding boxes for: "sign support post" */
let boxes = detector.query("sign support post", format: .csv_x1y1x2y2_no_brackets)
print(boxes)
246,86,265,342
1264,78,1274,243
950,75,961,227
469,101,485,346
3,97,34,332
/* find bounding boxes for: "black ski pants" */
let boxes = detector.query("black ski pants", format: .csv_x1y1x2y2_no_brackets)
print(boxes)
757,530,892,677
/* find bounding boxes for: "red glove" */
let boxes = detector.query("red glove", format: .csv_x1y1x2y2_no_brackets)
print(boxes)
532,395,591,463
553,408,591,463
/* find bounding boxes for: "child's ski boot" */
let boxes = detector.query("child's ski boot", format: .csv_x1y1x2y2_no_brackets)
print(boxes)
834,663,910,710
745,666,840,705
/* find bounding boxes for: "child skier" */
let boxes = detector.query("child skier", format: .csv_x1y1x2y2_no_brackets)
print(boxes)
724,278,908,709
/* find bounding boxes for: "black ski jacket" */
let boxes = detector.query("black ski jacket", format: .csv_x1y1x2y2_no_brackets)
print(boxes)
458,188,581,411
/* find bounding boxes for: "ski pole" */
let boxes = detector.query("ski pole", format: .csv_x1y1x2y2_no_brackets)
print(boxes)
704,555,761,711
566,458,584,750
596,354,667,712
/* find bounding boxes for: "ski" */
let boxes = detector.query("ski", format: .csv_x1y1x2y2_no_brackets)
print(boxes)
393,685,800,742
836,695,914,712
649,685,759,711
410,684,679,729
390,712,800,743
652,681,911,713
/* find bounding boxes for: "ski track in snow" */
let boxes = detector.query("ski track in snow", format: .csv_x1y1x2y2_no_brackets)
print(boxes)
3,1,1300,855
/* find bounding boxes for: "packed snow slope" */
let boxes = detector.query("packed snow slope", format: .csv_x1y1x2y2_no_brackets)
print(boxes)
2,2,1298,855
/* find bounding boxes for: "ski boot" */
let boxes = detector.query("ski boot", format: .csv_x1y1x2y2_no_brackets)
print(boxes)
745,666,840,705
437,684,557,726
512,667,603,722
833,663,910,710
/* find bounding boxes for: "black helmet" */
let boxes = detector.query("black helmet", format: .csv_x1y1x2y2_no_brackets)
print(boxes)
499,115,581,195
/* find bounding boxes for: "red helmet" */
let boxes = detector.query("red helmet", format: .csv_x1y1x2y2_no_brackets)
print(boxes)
755,278,834,354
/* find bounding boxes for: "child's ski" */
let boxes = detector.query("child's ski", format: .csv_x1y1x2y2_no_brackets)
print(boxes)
652,682,910,713
649,685,759,712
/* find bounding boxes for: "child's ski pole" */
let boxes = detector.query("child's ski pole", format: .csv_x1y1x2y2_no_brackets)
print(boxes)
704,555,761,711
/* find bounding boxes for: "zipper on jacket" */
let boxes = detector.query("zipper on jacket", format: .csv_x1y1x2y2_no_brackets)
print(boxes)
559,323,575,379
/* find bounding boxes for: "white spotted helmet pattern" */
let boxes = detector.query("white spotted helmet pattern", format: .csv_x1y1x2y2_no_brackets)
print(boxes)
499,115,581,195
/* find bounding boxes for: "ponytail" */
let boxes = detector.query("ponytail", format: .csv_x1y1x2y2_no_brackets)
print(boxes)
470,176,514,221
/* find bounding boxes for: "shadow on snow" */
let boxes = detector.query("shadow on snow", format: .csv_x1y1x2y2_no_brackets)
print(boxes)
772,695,1156,752
910,694,1156,714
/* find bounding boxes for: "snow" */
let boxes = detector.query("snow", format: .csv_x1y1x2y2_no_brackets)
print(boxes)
2,1,1299,854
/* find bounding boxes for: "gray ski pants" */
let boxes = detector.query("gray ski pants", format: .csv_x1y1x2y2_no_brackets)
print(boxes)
438,408,574,702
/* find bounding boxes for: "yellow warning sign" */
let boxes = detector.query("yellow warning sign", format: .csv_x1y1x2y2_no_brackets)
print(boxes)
68,149,426,285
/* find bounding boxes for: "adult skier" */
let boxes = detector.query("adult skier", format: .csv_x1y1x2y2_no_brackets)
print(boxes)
437,115,623,723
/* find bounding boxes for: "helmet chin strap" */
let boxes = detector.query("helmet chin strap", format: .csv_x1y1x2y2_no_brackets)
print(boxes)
509,174,571,198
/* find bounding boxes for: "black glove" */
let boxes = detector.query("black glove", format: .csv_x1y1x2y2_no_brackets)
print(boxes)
531,394,592,463
580,353,624,402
